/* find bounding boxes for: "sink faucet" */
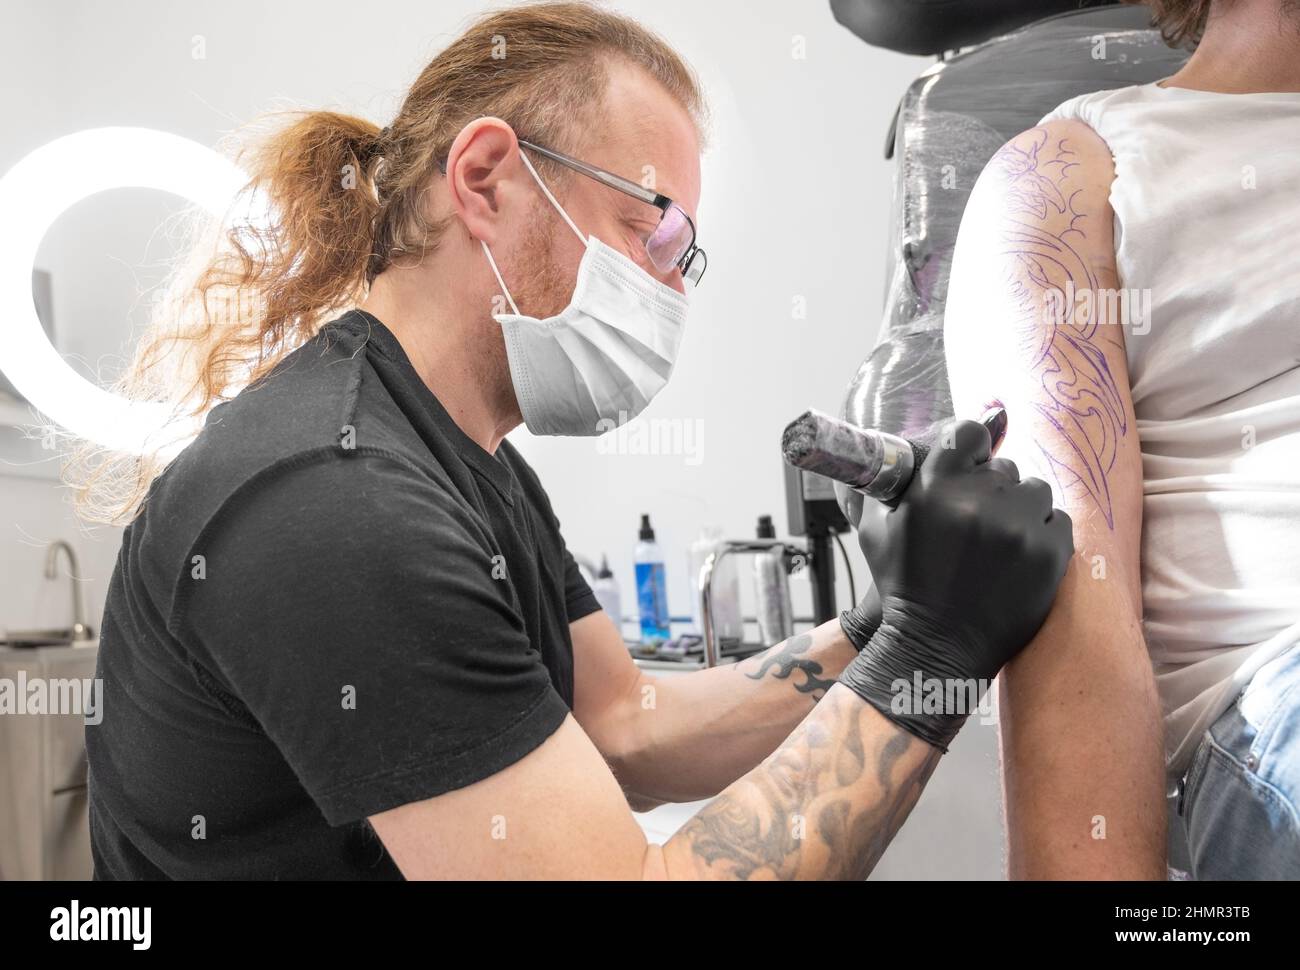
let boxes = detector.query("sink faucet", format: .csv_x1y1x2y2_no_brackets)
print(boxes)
44,540,93,642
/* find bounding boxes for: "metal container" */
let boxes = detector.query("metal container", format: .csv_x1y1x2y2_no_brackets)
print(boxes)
753,516,795,647
0,641,98,880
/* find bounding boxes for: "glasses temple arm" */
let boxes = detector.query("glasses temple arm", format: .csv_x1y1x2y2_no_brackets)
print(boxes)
518,140,666,209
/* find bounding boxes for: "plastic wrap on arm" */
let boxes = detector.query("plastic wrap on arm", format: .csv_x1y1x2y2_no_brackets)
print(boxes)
837,5,1187,521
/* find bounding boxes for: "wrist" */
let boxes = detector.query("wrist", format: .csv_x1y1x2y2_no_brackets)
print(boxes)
838,620,989,752
838,584,882,652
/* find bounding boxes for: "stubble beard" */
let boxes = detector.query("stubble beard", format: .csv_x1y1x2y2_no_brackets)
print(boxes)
482,200,577,429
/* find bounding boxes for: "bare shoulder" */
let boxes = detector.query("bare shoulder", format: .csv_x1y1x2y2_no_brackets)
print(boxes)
946,117,1136,539
948,117,1123,358
956,120,1118,282
973,119,1115,216
949,118,1123,362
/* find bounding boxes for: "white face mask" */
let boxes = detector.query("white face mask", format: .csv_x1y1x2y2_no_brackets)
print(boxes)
481,150,690,437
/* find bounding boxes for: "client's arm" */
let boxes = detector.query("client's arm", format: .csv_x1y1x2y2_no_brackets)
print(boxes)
944,120,1166,878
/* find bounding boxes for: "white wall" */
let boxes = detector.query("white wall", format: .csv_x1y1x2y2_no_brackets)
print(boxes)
3,1,1007,878
0,1,127,638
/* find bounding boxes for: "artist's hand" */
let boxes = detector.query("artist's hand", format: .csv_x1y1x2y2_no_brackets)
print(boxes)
835,408,1007,530
836,408,1008,654
839,417,1073,751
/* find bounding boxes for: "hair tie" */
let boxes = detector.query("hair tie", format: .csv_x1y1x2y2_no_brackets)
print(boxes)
364,126,391,163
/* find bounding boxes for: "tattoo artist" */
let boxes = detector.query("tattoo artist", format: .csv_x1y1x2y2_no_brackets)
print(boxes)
88,4,1075,880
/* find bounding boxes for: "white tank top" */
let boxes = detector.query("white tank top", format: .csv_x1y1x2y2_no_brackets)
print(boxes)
1040,82,1300,777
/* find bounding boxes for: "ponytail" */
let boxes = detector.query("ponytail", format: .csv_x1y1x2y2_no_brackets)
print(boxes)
66,110,388,523
243,111,385,328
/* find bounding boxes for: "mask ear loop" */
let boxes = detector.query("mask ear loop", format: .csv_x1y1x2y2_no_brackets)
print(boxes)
517,149,587,246
481,240,521,316
480,143,588,317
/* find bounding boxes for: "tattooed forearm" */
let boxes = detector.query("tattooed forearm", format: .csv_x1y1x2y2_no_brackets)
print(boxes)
986,127,1128,528
667,686,941,880
736,633,837,698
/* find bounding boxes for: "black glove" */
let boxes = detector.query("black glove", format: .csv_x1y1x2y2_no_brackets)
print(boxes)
839,418,1073,751
839,584,882,652
836,407,1009,654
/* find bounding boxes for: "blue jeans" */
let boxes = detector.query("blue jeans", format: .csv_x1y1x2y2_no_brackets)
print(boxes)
1170,645,1300,879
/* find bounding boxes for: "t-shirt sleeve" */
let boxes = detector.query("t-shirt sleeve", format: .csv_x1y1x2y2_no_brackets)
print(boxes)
502,441,601,624
562,547,602,624
176,452,570,827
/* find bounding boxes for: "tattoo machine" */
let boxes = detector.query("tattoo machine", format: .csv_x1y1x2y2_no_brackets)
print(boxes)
781,410,927,505
781,408,1008,505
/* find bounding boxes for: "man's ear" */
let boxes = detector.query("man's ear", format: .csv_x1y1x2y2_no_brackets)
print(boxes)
444,117,523,247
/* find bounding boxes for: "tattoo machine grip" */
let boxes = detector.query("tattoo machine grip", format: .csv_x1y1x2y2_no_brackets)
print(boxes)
781,409,927,506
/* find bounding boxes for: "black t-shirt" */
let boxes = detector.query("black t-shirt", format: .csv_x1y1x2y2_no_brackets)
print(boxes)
87,310,601,880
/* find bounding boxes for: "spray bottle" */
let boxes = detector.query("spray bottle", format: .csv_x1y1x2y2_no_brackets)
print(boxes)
635,514,671,645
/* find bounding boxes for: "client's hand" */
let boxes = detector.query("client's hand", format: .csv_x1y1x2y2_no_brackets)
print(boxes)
839,417,1073,751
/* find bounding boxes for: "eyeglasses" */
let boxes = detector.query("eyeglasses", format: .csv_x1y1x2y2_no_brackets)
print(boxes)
518,139,707,285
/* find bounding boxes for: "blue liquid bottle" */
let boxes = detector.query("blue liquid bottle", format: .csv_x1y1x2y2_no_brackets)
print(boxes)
634,514,671,645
